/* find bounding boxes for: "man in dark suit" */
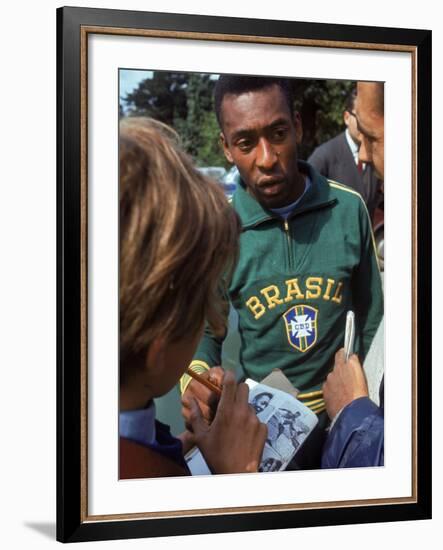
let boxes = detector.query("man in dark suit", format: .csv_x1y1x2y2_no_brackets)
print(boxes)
308,88,381,221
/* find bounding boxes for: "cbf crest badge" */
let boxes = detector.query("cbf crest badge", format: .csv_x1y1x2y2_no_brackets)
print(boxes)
283,305,318,352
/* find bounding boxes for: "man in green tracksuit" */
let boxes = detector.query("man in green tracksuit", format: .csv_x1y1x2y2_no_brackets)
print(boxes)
181,75,383,466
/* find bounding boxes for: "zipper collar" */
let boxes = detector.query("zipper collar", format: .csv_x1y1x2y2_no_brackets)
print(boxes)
232,161,337,230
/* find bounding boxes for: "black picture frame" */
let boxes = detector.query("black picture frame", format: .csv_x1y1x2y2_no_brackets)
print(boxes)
57,6,432,543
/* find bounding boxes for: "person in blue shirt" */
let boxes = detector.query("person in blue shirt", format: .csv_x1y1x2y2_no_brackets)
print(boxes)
322,81,385,469
119,117,267,478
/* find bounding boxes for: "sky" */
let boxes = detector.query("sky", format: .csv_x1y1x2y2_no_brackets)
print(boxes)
119,69,153,104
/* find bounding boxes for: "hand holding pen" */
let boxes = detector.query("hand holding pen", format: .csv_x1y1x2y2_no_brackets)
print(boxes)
322,349,369,420
181,366,224,428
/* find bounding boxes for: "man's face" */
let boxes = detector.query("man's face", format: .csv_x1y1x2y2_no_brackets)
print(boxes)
220,85,303,209
355,82,384,180
254,393,271,413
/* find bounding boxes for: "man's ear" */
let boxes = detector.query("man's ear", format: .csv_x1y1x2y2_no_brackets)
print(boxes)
293,112,303,146
220,132,234,164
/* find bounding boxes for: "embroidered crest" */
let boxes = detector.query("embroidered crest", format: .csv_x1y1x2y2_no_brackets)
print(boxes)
283,305,318,352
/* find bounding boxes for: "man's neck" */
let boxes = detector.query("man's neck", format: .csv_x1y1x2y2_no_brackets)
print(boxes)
278,172,307,208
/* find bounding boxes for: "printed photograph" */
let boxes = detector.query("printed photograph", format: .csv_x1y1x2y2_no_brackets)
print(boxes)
251,390,275,420
259,450,284,473
248,382,318,470
118,69,385,480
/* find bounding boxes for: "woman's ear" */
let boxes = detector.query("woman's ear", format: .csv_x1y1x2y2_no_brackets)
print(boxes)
146,337,166,374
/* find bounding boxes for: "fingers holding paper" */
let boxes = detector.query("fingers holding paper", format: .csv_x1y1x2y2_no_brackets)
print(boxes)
188,370,267,474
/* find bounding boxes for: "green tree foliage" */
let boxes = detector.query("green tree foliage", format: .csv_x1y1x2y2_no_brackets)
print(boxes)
121,71,355,167
122,71,226,167
123,72,188,125
291,79,354,159
174,74,225,166
197,111,226,167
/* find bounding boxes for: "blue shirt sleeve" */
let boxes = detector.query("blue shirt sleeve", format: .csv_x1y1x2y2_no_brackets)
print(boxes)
321,397,384,468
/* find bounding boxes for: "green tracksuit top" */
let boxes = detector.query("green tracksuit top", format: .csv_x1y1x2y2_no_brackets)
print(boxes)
191,161,384,392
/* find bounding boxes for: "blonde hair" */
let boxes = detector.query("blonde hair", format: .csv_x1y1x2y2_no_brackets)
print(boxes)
119,117,239,382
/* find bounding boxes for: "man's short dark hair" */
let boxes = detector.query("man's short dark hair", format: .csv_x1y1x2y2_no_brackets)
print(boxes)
214,75,294,129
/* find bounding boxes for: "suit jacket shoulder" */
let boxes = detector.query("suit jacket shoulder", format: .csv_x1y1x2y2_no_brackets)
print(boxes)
308,132,364,195
308,132,347,173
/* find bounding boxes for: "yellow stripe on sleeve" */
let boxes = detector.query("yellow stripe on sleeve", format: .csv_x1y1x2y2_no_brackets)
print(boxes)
328,180,382,276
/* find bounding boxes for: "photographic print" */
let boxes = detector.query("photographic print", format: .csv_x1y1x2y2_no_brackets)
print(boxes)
118,68,384,479
57,6,431,543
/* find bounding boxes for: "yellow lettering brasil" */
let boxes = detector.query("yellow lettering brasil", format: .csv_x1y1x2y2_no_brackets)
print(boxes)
246,277,344,320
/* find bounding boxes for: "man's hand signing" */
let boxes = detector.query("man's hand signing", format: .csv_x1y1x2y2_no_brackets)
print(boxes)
323,349,369,420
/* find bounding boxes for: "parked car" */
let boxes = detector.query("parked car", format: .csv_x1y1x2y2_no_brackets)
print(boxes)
221,166,239,199
198,166,238,199
197,166,227,183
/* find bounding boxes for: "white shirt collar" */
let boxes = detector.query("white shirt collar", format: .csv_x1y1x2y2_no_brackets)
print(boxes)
345,129,359,162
